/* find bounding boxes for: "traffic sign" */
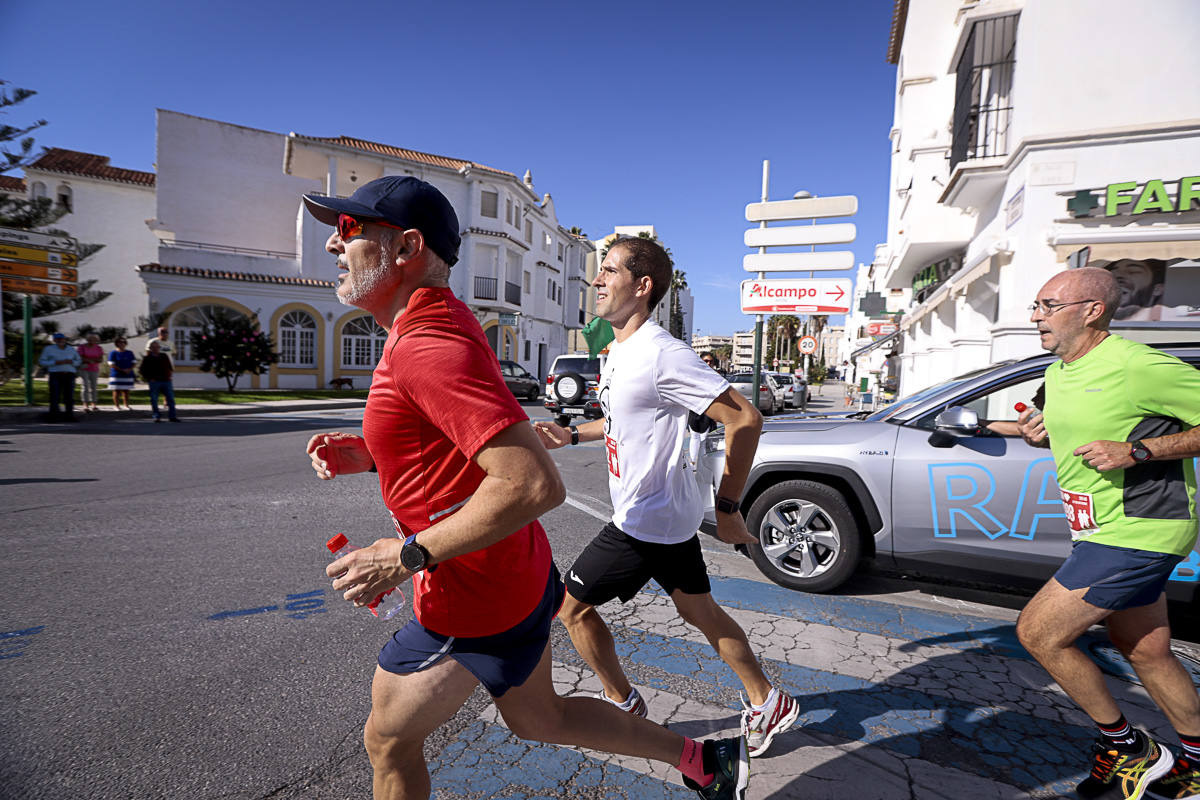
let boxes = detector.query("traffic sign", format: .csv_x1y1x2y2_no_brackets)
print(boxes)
0,226,77,252
743,251,856,272
0,261,78,282
745,195,859,222
798,336,818,355
0,277,78,297
740,278,853,314
772,358,780,367
867,322,898,336
0,243,78,267
744,223,856,248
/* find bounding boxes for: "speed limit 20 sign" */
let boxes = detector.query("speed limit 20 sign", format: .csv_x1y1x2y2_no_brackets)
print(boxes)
798,336,818,355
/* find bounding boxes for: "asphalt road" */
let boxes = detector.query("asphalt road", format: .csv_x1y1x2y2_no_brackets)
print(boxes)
3,399,1198,799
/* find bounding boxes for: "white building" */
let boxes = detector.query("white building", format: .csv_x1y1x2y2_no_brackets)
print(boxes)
15,110,591,389
5,149,159,334
731,330,756,371
880,0,1200,394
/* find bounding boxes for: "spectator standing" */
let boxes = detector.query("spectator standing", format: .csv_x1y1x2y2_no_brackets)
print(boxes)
1015,267,1200,800
144,326,175,360
138,340,179,423
38,332,81,422
107,337,135,410
76,333,104,412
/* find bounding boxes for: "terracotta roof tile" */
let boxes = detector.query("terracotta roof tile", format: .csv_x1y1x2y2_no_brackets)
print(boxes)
137,263,335,288
0,175,26,192
293,134,515,179
31,148,156,186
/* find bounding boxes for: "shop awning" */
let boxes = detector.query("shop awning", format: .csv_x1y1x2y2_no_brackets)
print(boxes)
851,329,901,359
1050,226,1200,263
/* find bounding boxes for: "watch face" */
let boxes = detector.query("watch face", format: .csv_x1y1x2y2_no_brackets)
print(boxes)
1132,445,1150,462
402,544,426,571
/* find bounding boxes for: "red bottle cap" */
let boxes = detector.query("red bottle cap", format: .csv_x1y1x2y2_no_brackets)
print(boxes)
1014,402,1028,413
326,533,349,553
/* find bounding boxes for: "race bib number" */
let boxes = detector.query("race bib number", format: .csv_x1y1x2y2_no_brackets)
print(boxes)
1061,489,1099,539
605,435,621,478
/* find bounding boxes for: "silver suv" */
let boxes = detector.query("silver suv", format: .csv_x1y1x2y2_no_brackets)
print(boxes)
543,354,607,425
696,345,1200,598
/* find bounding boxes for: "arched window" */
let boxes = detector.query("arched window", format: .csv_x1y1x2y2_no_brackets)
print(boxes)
278,310,317,367
30,181,46,200
56,184,73,213
341,316,387,368
171,304,247,363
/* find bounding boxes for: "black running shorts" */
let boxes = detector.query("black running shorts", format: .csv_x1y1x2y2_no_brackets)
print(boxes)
565,522,711,605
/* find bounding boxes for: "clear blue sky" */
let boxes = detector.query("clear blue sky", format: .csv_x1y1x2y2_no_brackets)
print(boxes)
3,0,898,337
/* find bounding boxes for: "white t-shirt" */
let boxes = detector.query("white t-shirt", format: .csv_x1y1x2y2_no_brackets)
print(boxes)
599,321,730,544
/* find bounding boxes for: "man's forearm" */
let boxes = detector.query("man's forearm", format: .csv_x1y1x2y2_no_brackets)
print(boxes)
716,416,762,501
573,418,606,443
1146,426,1200,461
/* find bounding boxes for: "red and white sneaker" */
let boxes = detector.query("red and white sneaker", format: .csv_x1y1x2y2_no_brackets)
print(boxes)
740,689,799,757
596,686,648,718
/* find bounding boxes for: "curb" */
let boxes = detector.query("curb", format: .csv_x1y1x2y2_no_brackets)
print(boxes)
0,399,368,422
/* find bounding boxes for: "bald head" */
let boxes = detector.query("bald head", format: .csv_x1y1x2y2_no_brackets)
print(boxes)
1043,267,1121,326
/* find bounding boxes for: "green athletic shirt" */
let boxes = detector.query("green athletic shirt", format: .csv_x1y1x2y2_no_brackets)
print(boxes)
1043,334,1200,556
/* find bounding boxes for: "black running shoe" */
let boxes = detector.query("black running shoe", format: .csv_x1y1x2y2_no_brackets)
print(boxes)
682,736,749,800
1077,731,1173,799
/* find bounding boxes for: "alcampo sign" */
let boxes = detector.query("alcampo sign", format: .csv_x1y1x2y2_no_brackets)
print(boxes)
1067,176,1200,218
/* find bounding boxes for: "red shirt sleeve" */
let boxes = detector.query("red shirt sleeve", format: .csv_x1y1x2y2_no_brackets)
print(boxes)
392,331,529,459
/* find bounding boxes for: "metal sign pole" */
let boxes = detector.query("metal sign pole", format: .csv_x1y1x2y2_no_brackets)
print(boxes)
23,294,33,406
752,160,768,405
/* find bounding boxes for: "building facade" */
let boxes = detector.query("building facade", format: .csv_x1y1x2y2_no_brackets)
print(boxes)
880,0,1200,394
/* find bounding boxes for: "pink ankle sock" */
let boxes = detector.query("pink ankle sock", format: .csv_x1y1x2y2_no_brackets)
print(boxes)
677,738,712,786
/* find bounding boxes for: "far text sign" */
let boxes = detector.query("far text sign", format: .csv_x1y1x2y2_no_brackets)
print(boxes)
0,261,78,282
740,278,853,315
0,277,78,297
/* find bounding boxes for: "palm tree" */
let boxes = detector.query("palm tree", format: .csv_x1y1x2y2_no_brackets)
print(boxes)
668,269,688,340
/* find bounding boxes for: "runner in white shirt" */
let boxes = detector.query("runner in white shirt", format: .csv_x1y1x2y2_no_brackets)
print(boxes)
534,237,798,759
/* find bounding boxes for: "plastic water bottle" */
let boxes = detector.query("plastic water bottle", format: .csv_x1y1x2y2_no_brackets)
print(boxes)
325,533,405,620
1014,402,1043,424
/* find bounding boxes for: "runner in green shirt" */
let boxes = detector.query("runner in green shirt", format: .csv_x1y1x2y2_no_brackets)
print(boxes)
1014,267,1200,800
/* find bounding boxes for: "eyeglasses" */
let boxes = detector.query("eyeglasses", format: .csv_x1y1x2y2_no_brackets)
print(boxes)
1027,299,1097,315
337,213,406,241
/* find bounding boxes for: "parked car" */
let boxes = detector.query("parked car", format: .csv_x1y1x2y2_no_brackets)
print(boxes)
498,360,540,401
543,353,607,425
766,372,808,410
727,372,781,415
696,344,1200,600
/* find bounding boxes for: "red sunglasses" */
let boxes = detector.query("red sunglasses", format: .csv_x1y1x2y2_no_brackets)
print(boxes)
337,213,407,240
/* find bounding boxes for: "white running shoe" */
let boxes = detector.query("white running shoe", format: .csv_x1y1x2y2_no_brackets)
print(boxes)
596,686,648,718
740,689,799,757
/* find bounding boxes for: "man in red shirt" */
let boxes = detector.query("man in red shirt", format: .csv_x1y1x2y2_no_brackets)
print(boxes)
302,176,748,800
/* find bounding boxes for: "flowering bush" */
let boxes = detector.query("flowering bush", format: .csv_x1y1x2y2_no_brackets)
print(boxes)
190,311,278,392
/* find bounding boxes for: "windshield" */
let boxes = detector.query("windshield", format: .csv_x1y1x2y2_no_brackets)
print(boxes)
771,375,793,385
553,357,601,374
861,363,1006,422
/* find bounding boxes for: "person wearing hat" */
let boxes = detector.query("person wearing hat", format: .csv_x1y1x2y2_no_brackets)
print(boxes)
38,332,82,422
302,176,749,800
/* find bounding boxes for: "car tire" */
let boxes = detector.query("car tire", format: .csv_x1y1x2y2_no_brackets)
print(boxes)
526,385,539,401
745,480,861,593
554,372,587,405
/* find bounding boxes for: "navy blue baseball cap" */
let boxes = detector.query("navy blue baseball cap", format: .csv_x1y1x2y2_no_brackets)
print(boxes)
303,176,460,266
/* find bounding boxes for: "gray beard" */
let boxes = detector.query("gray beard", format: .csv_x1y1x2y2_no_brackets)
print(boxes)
338,253,392,306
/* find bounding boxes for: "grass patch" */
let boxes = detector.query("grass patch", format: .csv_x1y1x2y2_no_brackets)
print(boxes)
0,379,368,406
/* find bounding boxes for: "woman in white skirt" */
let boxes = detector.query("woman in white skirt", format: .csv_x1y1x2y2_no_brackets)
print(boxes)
107,337,136,410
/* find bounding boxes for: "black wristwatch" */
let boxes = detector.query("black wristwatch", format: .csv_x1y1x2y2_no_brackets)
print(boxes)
715,496,741,515
569,426,580,446
400,534,432,572
1130,440,1153,464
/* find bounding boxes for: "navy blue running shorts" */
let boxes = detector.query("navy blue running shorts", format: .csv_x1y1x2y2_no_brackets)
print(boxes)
565,522,711,606
377,562,565,697
1053,540,1184,610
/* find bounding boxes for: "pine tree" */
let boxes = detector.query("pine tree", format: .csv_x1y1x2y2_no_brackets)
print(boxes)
190,310,279,392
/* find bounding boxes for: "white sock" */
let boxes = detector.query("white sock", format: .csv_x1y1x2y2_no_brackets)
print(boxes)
751,687,778,712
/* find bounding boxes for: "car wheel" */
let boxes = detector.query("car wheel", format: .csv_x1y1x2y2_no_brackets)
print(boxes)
745,480,861,593
526,385,539,401
554,372,587,405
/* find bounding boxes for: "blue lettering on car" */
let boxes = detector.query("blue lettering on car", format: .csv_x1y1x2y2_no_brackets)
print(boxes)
928,463,1008,539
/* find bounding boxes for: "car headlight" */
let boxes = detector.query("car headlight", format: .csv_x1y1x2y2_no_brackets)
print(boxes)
703,434,725,455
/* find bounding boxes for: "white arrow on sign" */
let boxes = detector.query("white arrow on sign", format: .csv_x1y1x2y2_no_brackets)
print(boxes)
743,252,855,272
740,278,853,315
745,195,858,222
744,223,856,248
0,225,77,253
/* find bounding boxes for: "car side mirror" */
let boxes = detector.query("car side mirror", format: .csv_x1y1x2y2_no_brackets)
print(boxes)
933,406,980,437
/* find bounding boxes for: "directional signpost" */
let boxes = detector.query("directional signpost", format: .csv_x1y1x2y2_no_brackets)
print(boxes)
0,226,81,404
743,161,857,397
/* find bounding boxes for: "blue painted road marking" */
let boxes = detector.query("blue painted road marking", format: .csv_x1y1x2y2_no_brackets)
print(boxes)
0,625,44,660
208,588,330,621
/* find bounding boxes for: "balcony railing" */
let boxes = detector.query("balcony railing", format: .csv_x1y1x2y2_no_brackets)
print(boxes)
950,14,1017,169
474,276,498,301
505,281,521,305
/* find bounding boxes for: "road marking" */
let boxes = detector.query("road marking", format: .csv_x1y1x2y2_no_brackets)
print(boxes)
564,495,610,521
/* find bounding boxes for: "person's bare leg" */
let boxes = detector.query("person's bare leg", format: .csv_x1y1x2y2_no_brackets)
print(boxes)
1108,594,1200,737
494,644,684,764
558,593,635,703
366,660,479,800
671,590,772,706
1016,578,1120,723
